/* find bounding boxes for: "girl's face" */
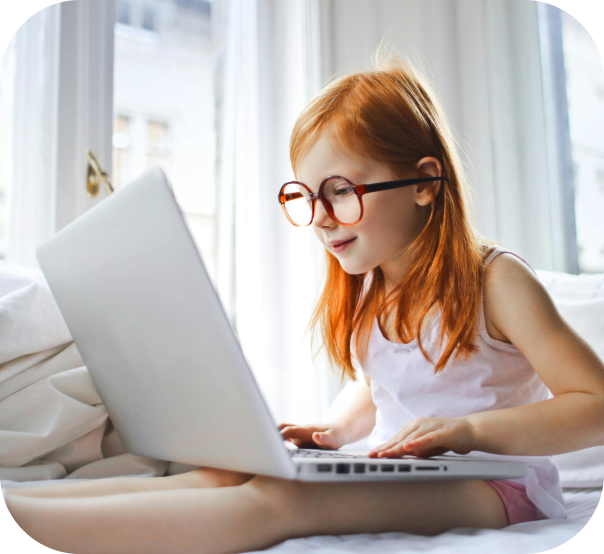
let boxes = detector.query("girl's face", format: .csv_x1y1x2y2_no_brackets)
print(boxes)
296,133,441,283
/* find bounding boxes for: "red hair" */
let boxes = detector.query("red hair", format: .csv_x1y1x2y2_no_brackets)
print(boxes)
290,54,488,381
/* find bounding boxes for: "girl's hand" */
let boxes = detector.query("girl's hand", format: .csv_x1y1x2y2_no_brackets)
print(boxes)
367,417,477,458
278,422,349,450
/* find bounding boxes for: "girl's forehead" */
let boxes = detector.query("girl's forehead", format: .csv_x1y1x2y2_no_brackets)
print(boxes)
297,133,375,183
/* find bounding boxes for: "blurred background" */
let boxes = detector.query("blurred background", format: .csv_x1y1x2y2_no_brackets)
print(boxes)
0,0,603,424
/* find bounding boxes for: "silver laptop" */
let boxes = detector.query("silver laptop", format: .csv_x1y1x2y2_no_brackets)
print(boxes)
36,167,527,482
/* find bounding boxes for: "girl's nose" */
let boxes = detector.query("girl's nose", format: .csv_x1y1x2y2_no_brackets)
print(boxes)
312,198,337,229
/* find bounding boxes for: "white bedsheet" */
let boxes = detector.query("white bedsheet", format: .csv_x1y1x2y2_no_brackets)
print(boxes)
1,482,600,554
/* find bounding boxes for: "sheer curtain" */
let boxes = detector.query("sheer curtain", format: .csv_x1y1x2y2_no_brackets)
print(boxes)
316,0,577,273
7,6,59,268
213,0,343,425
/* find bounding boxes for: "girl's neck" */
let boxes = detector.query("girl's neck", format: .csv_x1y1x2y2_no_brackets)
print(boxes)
379,242,416,296
379,208,430,295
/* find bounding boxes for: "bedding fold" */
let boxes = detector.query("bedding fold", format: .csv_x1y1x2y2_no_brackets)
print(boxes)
0,261,169,482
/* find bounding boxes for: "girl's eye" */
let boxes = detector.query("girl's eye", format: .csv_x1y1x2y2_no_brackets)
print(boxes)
335,185,353,196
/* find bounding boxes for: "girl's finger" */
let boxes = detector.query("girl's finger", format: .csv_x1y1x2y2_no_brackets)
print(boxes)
375,444,407,458
368,420,433,456
279,427,304,439
278,423,296,431
406,430,440,445
397,429,427,447
369,434,404,453
370,427,422,454
402,431,442,450
379,432,444,458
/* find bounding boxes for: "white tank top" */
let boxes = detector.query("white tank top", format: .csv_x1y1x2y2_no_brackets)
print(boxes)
357,247,566,520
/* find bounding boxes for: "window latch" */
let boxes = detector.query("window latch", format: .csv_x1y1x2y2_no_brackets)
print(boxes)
86,150,114,197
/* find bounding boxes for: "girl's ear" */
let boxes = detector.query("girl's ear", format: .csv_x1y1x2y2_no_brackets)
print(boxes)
414,157,443,206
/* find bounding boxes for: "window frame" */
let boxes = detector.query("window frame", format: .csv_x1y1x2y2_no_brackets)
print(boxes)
9,0,115,268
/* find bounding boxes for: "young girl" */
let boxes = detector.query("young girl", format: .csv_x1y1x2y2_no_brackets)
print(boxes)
5,55,604,554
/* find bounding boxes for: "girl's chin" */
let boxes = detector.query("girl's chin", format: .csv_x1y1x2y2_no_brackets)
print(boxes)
338,260,372,275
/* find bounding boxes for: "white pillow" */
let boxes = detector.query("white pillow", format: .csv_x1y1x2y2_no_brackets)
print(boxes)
554,298,604,363
549,297,604,488
536,269,604,302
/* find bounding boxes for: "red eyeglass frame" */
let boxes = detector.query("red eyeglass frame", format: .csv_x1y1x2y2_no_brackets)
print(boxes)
277,175,448,227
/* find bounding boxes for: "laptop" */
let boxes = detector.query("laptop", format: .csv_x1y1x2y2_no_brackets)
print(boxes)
36,167,527,482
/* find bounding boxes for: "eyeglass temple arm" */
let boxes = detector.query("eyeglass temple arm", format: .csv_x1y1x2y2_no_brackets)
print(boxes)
279,191,305,203
361,176,448,193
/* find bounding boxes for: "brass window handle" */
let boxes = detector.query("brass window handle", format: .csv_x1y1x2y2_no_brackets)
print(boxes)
86,150,114,197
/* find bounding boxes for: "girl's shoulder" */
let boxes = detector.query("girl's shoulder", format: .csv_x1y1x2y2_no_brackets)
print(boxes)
483,247,539,285
481,245,547,344
482,247,557,344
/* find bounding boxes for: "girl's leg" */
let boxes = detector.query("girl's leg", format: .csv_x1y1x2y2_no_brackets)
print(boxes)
262,476,509,537
4,467,254,499
5,474,508,554
5,478,276,554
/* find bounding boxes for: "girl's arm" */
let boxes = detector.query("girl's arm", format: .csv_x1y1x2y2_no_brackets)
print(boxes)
464,253,604,456
280,376,376,449
369,254,604,458
328,376,377,444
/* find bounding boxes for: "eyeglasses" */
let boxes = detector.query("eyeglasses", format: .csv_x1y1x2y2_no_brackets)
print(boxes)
278,175,448,227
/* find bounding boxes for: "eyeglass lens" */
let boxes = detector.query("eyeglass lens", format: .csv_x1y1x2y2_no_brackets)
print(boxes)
282,178,361,226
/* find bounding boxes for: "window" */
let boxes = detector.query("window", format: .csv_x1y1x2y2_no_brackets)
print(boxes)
112,114,132,189
146,120,170,168
116,0,131,26
561,10,604,273
113,0,216,275
141,5,157,32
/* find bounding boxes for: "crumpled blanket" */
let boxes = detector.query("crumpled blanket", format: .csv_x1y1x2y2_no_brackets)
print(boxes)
0,261,182,481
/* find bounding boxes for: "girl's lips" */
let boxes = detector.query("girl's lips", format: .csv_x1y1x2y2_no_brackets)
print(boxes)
331,237,356,253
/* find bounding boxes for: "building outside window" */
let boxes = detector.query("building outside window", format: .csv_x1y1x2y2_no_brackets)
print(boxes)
112,114,132,188
116,0,132,26
113,0,216,275
146,120,170,168
142,4,157,32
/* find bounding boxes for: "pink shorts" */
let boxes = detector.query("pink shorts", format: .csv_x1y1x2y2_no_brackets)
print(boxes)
485,480,547,526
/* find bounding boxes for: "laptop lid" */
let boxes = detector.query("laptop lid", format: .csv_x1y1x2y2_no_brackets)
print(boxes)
37,167,296,479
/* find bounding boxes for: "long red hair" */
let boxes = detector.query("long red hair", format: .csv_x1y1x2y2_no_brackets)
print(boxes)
290,54,487,381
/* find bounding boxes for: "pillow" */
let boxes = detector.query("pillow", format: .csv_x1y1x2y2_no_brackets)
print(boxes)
548,297,604,488
536,269,604,302
554,298,604,363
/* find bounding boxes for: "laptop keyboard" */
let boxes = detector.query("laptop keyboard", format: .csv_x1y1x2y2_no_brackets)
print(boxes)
289,448,367,459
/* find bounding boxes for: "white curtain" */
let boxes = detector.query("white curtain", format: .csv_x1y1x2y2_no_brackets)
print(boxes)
7,6,59,268
213,0,344,425
320,0,576,273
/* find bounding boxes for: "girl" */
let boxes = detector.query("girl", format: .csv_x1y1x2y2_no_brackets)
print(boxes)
5,55,604,554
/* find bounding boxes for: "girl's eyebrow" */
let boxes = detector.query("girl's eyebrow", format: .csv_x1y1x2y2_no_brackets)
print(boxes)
301,172,364,191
